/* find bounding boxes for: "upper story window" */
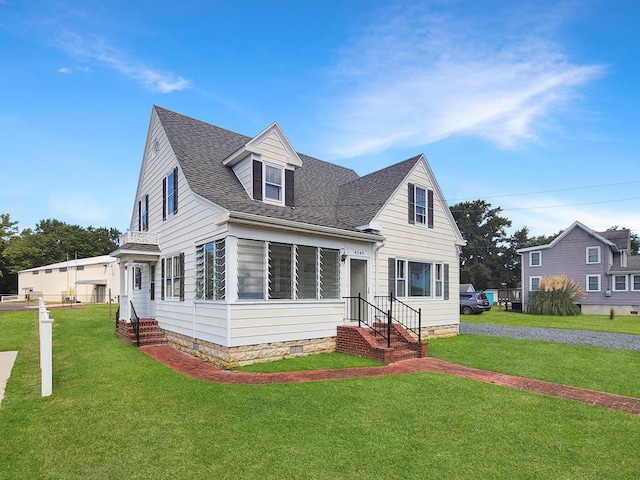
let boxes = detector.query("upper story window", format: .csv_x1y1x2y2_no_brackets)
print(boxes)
408,183,434,228
613,275,628,291
163,167,178,220
529,251,542,267
264,164,283,202
138,194,149,231
586,246,600,264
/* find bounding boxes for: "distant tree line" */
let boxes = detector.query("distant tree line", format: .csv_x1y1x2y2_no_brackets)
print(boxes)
0,213,120,293
450,200,639,291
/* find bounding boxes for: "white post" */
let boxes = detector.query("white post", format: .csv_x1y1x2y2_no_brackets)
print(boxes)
39,298,53,397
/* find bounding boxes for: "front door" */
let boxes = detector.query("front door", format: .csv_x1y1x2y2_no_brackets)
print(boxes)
349,258,368,321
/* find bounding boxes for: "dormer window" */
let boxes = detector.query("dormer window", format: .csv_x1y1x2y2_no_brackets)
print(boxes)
264,164,283,202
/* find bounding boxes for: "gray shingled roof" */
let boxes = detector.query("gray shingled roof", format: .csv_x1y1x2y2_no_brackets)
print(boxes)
154,106,421,232
598,229,631,251
609,255,640,273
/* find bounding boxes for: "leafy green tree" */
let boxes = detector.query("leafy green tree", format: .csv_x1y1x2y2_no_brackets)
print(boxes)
450,200,512,290
0,214,19,292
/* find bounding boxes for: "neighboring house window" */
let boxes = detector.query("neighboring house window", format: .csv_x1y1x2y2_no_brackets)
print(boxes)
163,167,178,220
586,275,600,292
586,246,600,264
77,265,84,271
237,239,339,300
162,253,184,301
613,275,628,291
632,275,640,291
195,240,226,300
264,164,283,202
59,267,67,272
133,266,142,290
407,184,434,228
33,271,39,275
435,263,443,297
138,194,149,231
530,276,541,291
529,251,542,267
45,269,52,274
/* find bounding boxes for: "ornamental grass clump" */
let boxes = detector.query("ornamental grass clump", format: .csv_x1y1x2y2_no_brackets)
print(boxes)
528,275,586,316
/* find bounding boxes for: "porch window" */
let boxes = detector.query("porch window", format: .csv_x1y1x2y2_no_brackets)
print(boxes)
586,275,600,292
320,248,340,299
268,242,292,299
238,239,265,300
195,240,225,300
613,275,628,291
296,245,317,299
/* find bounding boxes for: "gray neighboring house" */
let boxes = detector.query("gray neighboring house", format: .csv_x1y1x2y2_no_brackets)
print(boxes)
518,221,640,315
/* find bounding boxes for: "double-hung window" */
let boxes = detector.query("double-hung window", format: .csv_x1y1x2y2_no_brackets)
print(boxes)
264,164,283,202
586,246,600,264
435,263,443,297
586,275,600,292
415,187,426,225
162,254,184,300
632,275,640,291
139,194,149,231
530,276,541,291
530,251,541,267
163,167,178,220
613,275,628,291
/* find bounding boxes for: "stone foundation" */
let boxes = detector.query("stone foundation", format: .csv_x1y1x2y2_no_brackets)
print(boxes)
164,330,336,368
580,305,640,316
417,323,459,339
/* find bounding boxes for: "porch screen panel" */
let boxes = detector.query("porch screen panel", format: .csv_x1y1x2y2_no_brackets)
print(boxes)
269,242,292,299
214,239,226,300
238,239,265,300
320,248,340,299
297,245,317,299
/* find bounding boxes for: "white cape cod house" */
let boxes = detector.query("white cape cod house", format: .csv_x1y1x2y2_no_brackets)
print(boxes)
111,106,465,366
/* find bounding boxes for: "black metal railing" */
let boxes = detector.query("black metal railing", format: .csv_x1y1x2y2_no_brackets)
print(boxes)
344,293,392,347
130,301,140,347
375,293,422,343
115,306,120,328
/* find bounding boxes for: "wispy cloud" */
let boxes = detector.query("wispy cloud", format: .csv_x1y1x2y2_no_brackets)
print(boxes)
323,3,605,158
54,31,190,93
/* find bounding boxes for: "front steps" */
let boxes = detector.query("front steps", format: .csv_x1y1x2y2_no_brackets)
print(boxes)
116,318,167,346
336,323,427,364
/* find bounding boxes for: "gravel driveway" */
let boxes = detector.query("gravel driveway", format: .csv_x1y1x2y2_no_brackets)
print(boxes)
460,322,640,351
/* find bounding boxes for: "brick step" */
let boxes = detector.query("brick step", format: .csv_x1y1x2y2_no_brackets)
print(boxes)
116,319,166,347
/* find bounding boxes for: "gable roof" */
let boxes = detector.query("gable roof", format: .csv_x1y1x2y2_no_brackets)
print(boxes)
517,221,622,253
153,106,454,237
598,229,631,251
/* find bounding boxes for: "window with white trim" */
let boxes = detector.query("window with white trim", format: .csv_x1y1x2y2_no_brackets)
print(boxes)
195,240,225,300
435,263,443,298
133,266,142,290
632,275,640,291
586,275,600,292
530,276,541,291
586,246,600,264
530,251,542,267
395,260,406,297
613,275,628,291
415,186,426,225
164,254,183,300
264,164,283,202
163,167,178,220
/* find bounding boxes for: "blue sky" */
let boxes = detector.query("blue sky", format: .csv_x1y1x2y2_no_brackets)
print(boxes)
1,0,638,237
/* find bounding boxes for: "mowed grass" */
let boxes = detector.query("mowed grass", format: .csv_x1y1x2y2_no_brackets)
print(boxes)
1,306,639,479
463,307,640,334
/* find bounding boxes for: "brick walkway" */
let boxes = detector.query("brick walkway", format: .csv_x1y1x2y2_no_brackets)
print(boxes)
140,345,640,416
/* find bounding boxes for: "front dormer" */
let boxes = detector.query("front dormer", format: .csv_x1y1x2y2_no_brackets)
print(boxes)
223,122,301,207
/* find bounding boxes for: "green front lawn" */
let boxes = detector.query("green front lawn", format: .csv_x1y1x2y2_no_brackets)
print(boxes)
464,307,640,335
1,305,639,479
